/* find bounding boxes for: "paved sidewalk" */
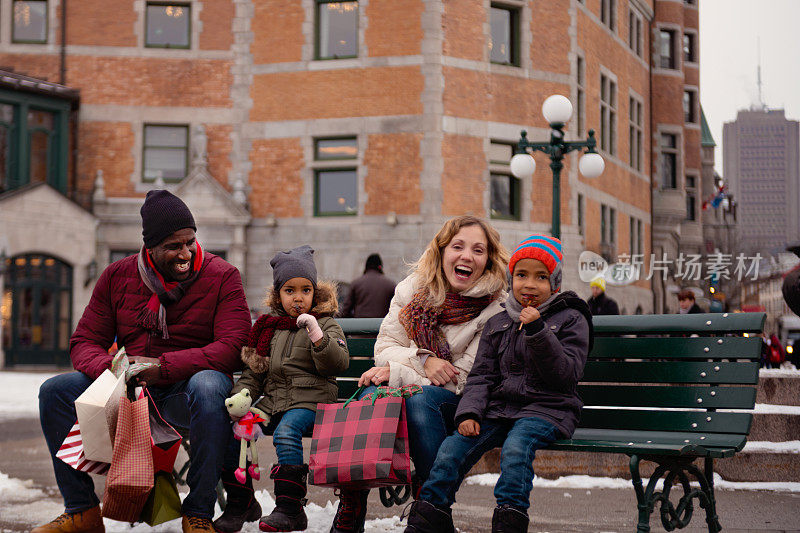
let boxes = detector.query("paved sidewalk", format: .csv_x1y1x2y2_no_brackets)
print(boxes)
2,417,798,533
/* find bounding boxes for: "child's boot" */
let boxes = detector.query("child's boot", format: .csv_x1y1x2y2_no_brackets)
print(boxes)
258,464,308,532
491,505,529,533
213,468,262,533
329,489,369,533
403,500,455,533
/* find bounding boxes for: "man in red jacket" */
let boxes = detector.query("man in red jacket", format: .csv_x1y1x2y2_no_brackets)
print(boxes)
34,190,252,533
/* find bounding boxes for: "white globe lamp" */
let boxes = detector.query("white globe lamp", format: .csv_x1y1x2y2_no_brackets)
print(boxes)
510,153,536,178
578,152,604,179
542,95,573,126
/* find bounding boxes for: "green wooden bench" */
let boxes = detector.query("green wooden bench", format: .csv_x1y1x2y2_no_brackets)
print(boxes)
337,312,766,533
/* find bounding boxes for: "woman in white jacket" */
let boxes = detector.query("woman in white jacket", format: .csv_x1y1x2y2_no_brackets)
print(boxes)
330,215,509,533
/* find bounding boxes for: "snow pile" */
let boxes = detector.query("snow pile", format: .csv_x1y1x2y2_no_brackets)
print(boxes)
0,371,58,420
466,473,800,493
99,489,407,533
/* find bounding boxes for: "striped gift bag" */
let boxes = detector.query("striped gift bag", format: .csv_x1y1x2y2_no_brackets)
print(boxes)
56,421,110,475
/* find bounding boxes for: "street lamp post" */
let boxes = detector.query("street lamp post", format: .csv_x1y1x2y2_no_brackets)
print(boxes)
510,95,605,239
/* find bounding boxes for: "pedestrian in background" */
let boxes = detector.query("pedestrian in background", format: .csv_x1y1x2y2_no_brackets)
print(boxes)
339,253,396,318
677,289,703,314
586,276,620,315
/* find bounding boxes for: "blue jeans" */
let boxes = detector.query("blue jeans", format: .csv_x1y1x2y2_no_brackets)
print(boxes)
223,408,316,468
419,416,558,511
39,370,232,519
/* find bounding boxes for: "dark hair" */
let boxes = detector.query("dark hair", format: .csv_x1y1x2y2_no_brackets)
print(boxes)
265,283,335,315
677,289,695,302
365,253,383,273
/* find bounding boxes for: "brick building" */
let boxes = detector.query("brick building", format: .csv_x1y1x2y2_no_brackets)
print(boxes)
0,0,703,366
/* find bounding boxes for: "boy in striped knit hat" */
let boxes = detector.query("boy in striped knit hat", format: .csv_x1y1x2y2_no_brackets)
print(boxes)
404,235,593,533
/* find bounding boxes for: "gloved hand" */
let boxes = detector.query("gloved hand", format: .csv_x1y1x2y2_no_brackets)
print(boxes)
296,313,323,343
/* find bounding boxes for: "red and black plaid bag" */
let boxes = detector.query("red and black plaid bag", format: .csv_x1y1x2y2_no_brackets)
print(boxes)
309,389,413,489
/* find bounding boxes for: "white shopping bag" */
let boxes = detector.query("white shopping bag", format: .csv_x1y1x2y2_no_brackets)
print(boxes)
75,369,126,462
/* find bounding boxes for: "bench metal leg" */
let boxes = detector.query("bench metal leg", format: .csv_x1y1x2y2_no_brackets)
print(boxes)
629,455,722,533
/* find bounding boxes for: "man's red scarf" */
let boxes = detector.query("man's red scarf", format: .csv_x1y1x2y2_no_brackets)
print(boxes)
136,243,204,339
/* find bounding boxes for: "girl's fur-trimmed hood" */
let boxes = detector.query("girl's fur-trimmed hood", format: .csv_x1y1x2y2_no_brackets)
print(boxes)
242,279,339,372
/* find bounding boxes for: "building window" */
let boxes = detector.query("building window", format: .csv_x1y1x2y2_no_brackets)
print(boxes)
143,124,188,182
683,90,697,123
685,175,697,221
628,8,642,57
601,204,616,260
315,137,358,160
13,0,48,43
628,96,643,171
145,3,190,48
28,109,54,185
316,1,358,60
109,250,140,264
489,4,519,66
660,133,678,189
0,95,70,194
488,141,520,220
660,29,677,69
577,193,585,237
314,136,358,216
600,74,617,155
600,0,616,31
0,105,12,193
683,32,696,63
629,217,644,255
576,56,585,136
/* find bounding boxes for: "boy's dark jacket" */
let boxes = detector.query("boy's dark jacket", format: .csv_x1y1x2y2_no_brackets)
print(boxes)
231,280,349,414
454,291,593,438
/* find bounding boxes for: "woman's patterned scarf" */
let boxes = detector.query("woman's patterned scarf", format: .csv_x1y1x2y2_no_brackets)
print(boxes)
398,289,494,362
247,312,321,358
136,243,204,339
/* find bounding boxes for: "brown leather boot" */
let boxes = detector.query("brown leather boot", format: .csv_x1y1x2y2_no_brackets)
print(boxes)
31,506,104,533
182,515,215,533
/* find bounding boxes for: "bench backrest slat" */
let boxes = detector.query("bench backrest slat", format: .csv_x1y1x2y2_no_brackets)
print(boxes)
582,361,760,384
579,408,752,434
590,336,761,359
592,312,766,334
577,384,757,409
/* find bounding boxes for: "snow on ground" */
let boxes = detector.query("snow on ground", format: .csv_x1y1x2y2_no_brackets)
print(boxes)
466,473,800,493
743,440,800,453
0,371,59,420
759,366,799,376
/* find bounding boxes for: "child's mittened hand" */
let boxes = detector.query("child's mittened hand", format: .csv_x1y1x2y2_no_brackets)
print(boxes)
519,306,541,324
458,419,480,437
296,313,323,343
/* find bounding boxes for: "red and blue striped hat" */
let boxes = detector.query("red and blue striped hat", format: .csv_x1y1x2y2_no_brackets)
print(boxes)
509,234,562,275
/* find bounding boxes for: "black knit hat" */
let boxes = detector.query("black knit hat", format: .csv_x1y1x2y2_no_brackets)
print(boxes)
140,190,196,248
365,253,383,272
270,245,317,290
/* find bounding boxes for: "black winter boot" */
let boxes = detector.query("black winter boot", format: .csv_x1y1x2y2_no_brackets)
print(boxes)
258,464,308,532
329,489,369,533
213,468,262,533
491,505,529,533
403,500,455,533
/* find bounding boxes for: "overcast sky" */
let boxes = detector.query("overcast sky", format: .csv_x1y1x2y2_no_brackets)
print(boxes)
699,0,800,175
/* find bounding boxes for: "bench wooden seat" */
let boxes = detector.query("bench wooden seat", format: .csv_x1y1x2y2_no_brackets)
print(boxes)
336,312,766,533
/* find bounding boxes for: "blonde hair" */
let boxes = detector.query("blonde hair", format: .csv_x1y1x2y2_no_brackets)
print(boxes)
411,216,509,307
